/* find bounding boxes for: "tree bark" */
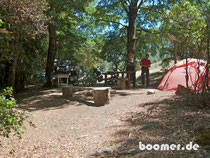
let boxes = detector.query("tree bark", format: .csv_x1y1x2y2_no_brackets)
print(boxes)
14,57,25,92
126,3,138,87
206,17,209,91
185,38,189,88
4,61,10,87
93,88,110,106
62,87,73,98
174,41,177,64
14,55,21,92
127,6,137,57
45,24,56,87
184,20,189,88
117,78,126,89
8,35,21,89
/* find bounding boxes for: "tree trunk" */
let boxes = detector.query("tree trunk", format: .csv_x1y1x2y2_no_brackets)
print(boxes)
126,4,137,87
174,41,177,64
117,78,126,89
184,20,189,89
206,17,209,91
185,38,189,88
93,88,111,106
14,55,22,92
8,35,21,89
127,7,137,57
62,87,73,98
45,24,56,87
14,57,25,92
4,61,10,87
180,44,184,59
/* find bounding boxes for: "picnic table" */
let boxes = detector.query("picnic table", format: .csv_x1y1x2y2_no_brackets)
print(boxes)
102,71,135,89
52,74,69,87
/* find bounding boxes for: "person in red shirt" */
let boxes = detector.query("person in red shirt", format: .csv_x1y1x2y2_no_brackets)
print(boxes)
141,54,151,87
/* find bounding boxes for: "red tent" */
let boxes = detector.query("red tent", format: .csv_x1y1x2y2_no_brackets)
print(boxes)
157,58,207,91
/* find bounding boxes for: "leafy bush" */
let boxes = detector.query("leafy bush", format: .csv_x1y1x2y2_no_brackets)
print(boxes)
0,87,27,138
81,72,97,86
34,77,46,88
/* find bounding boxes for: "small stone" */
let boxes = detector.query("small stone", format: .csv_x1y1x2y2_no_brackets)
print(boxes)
128,133,132,138
135,121,160,131
118,148,140,155
147,89,155,95
86,139,134,157
88,146,115,156
115,140,132,148
77,134,88,139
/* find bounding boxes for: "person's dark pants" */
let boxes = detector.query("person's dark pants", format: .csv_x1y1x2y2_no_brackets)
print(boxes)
141,67,149,87
130,71,136,87
126,70,136,88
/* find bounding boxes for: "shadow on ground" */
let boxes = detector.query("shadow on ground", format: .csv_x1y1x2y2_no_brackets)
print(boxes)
91,96,210,158
16,71,166,112
111,90,144,97
17,88,146,112
136,71,165,89
16,88,100,111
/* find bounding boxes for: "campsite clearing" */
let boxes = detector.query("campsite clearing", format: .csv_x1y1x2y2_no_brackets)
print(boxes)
0,87,209,158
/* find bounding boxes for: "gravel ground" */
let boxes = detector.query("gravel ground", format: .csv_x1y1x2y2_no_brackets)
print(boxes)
0,86,209,158
0,87,174,158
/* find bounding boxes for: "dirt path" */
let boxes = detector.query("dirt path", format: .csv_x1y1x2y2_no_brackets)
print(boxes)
0,87,175,158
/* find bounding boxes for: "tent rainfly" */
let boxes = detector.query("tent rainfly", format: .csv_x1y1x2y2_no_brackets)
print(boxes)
157,58,208,91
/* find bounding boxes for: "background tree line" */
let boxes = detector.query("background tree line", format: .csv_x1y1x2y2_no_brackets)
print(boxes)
0,0,209,92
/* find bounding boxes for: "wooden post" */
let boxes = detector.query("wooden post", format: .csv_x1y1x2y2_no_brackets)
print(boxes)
58,77,59,87
128,72,131,88
93,88,110,106
122,72,124,78
105,74,107,86
117,78,126,89
168,33,178,65
62,87,72,98
111,73,114,86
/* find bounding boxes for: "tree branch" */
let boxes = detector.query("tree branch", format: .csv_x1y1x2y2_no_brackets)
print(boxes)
138,0,148,10
136,28,160,34
95,19,128,28
125,0,131,5
120,0,129,15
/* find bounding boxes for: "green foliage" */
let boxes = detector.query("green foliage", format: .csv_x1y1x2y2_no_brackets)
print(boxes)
0,0,48,38
0,87,27,138
81,71,97,87
99,61,113,73
0,0,48,89
22,35,49,77
136,31,162,58
160,0,208,60
101,31,127,70
0,19,3,26
74,38,102,71
0,0,209,89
